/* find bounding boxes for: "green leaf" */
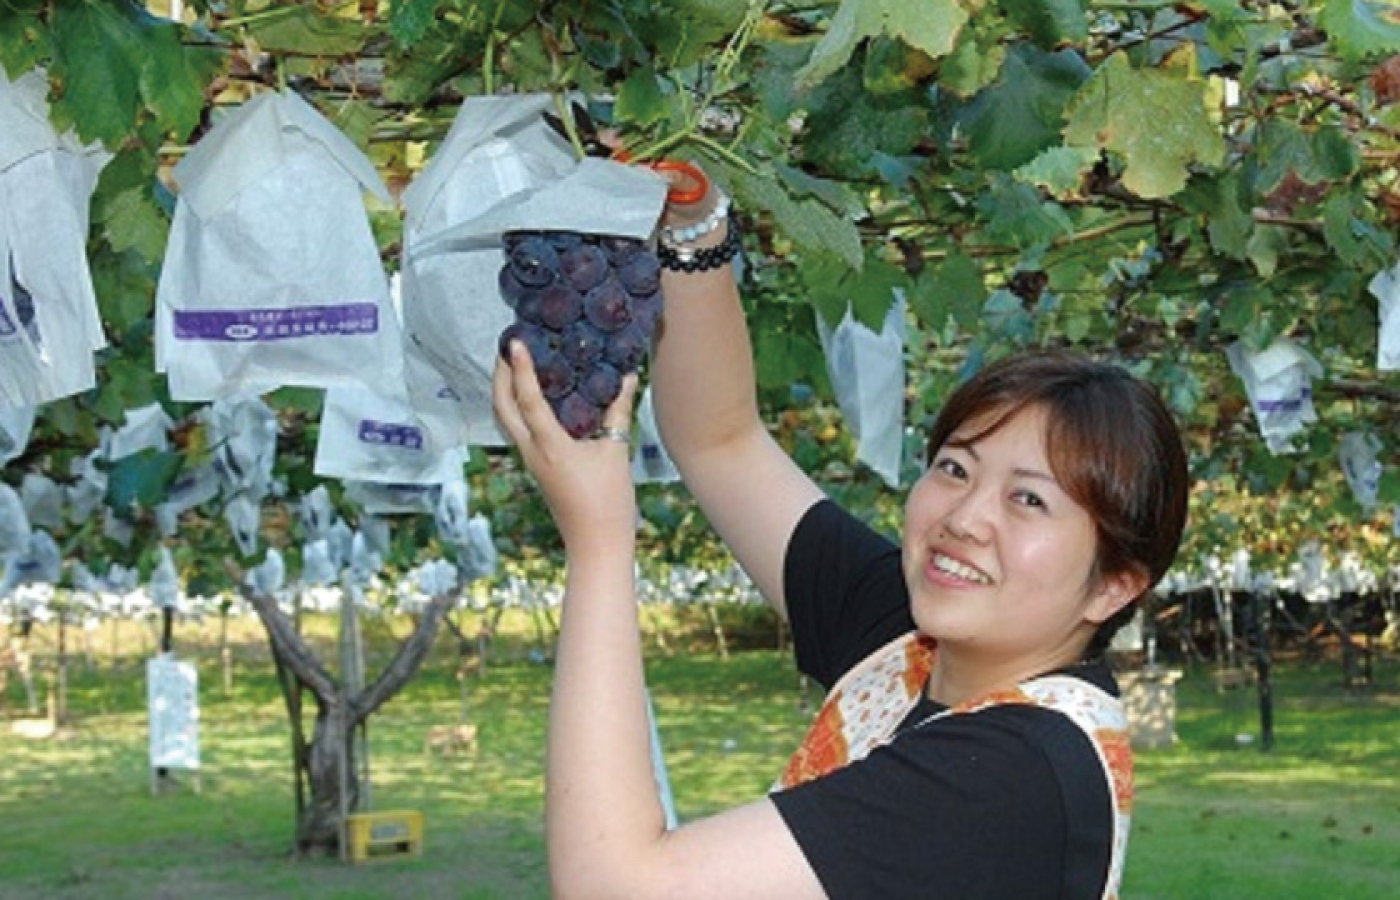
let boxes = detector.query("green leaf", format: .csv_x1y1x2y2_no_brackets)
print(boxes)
99,185,169,264
1179,173,1252,259
390,0,443,47
803,256,858,327
910,252,986,331
49,0,147,147
1323,189,1394,269
774,163,866,218
797,0,968,88
615,66,668,128
849,257,907,332
1319,0,1400,62
959,44,1090,171
1063,52,1226,199
1000,0,1088,49
729,164,864,270
862,36,934,95
977,178,1073,248
754,330,826,392
245,6,366,56
1377,467,1400,504
1012,146,1098,198
802,65,931,176
981,289,1034,343
0,11,50,78
1245,224,1290,278
138,20,220,141
104,448,184,513
938,28,1006,98
331,99,384,151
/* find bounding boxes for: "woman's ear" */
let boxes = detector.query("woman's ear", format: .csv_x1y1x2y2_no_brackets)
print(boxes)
1086,566,1149,624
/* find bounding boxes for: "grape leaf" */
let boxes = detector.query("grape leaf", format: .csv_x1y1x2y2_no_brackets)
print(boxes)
104,448,184,514
1012,146,1099,198
849,257,907,332
1000,0,1088,49
99,185,169,263
729,165,864,270
0,11,50,78
138,20,220,141
49,1,147,147
796,0,968,88
754,330,826,392
390,0,443,47
1319,0,1400,61
909,252,986,332
615,66,668,128
977,178,1074,249
938,30,1006,98
1063,52,1226,198
1179,173,1252,259
244,6,366,56
958,44,1090,171
981,289,1034,343
802,65,930,176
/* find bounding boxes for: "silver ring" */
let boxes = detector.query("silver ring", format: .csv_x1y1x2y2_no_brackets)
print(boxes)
593,426,630,444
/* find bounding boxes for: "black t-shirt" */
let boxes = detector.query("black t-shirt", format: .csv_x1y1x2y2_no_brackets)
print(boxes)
769,500,1117,900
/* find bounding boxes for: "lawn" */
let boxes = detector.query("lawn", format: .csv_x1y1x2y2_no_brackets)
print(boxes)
1,611,1396,899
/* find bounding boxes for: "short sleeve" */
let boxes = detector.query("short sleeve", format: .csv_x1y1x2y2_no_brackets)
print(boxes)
769,705,1114,900
782,500,914,689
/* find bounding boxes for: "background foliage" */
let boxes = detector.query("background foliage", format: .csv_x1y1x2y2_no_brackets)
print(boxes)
5,0,1400,579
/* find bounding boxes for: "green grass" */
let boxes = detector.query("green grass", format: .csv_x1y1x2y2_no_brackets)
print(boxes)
2,615,1397,899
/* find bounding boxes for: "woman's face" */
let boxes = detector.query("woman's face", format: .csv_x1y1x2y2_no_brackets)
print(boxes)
902,405,1133,668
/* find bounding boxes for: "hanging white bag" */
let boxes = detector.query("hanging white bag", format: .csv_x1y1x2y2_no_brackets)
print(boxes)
155,90,400,401
109,403,174,460
1339,431,1382,511
0,481,31,557
1367,259,1400,370
1225,337,1322,454
816,291,907,487
632,385,679,484
204,393,278,500
0,404,34,465
315,383,466,485
401,94,667,448
457,514,498,583
0,67,111,407
343,480,439,516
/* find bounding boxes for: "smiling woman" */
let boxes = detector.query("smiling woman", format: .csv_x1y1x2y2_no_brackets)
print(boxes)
492,167,1191,900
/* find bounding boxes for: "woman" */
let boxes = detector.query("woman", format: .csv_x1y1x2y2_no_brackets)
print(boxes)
492,179,1189,899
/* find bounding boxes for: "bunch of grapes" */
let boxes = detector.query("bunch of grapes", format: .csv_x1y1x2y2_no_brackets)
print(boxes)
496,230,663,438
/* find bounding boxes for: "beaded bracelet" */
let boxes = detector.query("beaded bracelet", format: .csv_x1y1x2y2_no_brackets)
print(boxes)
657,210,742,273
660,192,730,247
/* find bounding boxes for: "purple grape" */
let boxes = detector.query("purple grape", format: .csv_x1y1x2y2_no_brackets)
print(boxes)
508,236,561,287
559,244,610,292
579,362,623,407
538,282,584,330
498,320,556,364
514,286,544,325
616,251,660,296
559,320,607,367
533,348,576,399
599,234,644,263
604,322,649,371
546,231,584,252
498,264,528,307
631,289,662,336
583,277,632,332
552,391,603,439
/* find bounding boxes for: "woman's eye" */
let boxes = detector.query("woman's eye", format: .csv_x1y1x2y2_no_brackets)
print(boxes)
1014,490,1046,510
933,457,966,479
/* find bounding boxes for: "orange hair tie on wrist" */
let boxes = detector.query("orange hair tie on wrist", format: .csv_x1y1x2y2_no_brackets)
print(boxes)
613,150,710,205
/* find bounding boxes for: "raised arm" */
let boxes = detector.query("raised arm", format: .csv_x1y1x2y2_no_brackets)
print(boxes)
651,185,824,616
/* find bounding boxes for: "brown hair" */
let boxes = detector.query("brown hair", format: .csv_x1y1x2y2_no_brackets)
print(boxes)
925,350,1189,658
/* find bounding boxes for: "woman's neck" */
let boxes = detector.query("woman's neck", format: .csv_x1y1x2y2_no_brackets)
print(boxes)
925,643,1087,707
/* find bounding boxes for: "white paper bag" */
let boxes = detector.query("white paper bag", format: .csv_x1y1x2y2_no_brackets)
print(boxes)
315,383,466,485
1368,259,1400,370
204,393,278,500
0,480,31,557
20,471,63,532
1226,338,1322,454
155,90,401,401
631,385,679,484
0,404,34,465
457,514,498,583
401,94,667,448
0,67,110,407
109,403,174,460
1339,431,1382,511
817,292,907,487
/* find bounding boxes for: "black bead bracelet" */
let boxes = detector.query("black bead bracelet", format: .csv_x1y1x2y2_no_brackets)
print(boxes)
657,211,742,273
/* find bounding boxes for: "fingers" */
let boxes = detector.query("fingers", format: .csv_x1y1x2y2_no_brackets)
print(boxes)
493,341,559,446
600,371,640,433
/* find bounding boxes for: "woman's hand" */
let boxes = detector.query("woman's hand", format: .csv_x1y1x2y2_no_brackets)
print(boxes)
492,340,639,556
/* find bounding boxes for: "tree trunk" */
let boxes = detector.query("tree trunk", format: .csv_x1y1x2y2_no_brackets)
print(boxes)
297,695,358,856
240,580,455,859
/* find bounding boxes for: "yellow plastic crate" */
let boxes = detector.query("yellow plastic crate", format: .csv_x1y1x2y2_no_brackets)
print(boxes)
346,810,424,863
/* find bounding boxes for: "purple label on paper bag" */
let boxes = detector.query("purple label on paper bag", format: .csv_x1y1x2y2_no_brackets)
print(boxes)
173,303,379,342
358,419,425,451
